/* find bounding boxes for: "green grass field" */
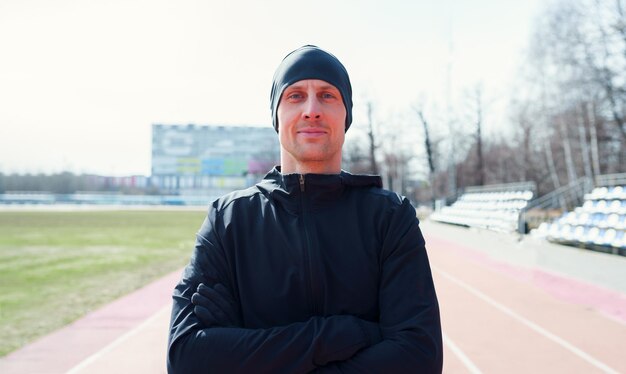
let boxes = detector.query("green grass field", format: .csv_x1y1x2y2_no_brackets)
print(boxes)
0,209,206,356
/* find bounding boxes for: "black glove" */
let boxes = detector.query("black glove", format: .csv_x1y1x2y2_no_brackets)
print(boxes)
191,283,240,327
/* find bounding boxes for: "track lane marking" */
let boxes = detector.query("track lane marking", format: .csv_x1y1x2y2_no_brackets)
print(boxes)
65,305,170,374
443,332,483,374
433,266,619,374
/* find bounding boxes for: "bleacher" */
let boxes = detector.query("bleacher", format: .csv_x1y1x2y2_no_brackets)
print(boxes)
430,182,535,233
532,185,626,254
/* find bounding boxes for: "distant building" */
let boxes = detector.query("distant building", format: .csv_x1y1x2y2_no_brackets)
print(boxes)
151,124,279,197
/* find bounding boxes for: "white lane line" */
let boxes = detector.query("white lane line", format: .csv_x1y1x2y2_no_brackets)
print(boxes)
443,332,483,374
433,267,620,374
65,305,170,374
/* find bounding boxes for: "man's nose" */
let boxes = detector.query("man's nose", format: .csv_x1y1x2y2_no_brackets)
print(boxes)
302,97,322,120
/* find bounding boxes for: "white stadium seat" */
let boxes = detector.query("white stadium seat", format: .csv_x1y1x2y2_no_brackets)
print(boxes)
438,183,625,251
590,187,609,200
585,227,600,244
535,184,625,250
431,187,534,233
612,231,624,248
582,200,595,212
573,226,587,242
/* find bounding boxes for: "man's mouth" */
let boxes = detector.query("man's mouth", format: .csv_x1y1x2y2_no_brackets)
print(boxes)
298,128,327,135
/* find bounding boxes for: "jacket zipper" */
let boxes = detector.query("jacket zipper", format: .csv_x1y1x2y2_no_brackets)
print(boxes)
299,174,318,315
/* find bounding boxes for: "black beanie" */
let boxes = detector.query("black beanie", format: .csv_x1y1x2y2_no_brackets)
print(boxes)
270,45,353,133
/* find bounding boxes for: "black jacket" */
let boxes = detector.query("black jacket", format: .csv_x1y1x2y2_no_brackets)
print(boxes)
168,167,443,373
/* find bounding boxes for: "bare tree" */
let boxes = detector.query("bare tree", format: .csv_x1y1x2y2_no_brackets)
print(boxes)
497,0,626,197
415,108,437,205
576,104,594,179
465,85,486,186
558,115,579,184
586,101,602,177
366,102,379,175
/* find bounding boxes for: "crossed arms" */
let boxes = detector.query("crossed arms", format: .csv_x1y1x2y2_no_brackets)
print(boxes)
167,201,443,373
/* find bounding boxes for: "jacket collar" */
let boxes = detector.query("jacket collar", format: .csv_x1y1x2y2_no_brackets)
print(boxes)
256,166,382,212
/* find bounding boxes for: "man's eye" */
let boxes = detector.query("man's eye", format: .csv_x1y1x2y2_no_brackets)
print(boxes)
322,93,337,99
287,93,303,100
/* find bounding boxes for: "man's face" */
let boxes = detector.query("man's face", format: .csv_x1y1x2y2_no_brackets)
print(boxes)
277,79,346,171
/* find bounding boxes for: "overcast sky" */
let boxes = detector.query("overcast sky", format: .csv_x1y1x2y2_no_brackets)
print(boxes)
0,0,545,176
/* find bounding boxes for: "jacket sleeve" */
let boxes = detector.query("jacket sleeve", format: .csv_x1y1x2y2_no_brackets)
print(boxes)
167,206,381,374
313,198,443,373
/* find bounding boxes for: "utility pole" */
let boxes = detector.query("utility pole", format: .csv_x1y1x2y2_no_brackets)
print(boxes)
445,2,456,199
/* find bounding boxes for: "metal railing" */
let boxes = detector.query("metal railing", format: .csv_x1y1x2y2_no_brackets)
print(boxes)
464,181,536,194
518,173,626,233
518,177,594,233
524,177,593,212
595,173,626,187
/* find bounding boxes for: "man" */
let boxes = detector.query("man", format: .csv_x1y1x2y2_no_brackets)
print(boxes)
167,45,443,373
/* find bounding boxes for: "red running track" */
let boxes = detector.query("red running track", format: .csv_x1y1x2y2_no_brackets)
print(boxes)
1,220,625,373
426,223,626,373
